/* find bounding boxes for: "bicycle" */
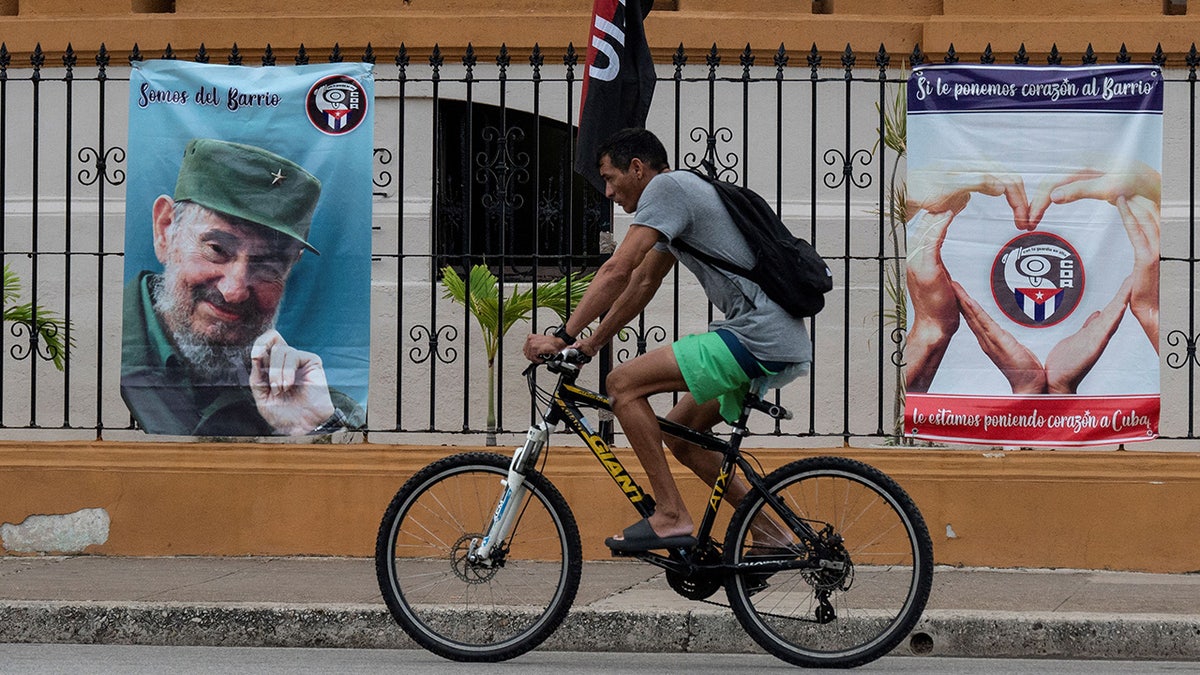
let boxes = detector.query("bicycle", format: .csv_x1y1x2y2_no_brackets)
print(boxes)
375,350,933,668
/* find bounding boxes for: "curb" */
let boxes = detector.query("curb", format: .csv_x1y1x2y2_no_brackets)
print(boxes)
2,602,1199,660
912,610,1200,661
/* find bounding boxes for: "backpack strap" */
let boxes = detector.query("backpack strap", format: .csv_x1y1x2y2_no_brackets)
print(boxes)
669,216,768,316
670,237,753,280
672,168,756,281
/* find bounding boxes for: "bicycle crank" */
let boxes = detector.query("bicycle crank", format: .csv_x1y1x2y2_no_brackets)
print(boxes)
665,547,724,600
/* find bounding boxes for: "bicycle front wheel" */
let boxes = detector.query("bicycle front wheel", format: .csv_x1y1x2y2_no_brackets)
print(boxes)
375,452,582,661
724,456,933,668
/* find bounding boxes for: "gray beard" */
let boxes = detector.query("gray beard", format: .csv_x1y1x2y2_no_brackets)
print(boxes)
150,274,270,386
174,336,252,387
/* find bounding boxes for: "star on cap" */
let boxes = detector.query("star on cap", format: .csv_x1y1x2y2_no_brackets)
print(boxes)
271,169,286,185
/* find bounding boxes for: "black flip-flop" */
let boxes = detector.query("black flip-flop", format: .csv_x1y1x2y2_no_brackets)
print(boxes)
604,518,697,552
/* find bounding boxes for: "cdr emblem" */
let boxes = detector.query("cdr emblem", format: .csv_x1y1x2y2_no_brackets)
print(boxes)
306,74,368,135
990,232,1085,328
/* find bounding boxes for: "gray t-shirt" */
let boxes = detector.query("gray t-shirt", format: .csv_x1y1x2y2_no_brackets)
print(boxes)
634,170,813,364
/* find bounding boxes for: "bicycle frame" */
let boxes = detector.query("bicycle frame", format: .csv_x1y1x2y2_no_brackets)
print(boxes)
472,357,823,575
378,354,932,668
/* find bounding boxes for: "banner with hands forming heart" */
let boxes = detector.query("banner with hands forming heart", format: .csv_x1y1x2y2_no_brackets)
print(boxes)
902,64,1161,447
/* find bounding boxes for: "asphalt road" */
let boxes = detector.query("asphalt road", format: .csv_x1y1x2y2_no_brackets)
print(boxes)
1,645,1198,674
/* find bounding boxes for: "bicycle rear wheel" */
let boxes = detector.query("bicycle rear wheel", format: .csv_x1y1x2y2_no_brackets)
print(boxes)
375,452,582,661
724,456,933,668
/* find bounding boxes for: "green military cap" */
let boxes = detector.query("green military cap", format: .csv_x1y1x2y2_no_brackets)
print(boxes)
173,138,323,254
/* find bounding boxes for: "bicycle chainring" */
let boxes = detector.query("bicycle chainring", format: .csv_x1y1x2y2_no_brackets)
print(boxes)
665,547,724,601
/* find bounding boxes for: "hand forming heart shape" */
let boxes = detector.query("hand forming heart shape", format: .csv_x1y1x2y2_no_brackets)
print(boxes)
904,161,1162,395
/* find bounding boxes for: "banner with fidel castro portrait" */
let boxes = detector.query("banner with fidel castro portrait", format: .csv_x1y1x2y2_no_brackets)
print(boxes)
121,60,373,437
903,64,1161,447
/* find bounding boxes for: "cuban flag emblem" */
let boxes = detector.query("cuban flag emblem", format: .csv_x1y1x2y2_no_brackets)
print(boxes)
305,74,369,136
991,232,1084,328
1014,287,1065,322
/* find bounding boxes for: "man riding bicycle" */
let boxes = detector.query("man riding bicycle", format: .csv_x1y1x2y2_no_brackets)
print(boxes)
522,127,811,553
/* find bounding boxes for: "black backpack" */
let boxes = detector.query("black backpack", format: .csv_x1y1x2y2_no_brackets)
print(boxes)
672,170,833,318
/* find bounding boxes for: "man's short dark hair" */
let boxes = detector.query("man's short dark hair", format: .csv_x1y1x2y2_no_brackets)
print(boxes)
596,128,669,172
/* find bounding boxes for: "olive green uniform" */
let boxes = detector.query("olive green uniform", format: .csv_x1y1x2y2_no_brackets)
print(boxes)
121,271,364,436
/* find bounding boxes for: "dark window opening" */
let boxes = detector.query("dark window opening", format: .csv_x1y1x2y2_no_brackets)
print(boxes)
434,99,610,281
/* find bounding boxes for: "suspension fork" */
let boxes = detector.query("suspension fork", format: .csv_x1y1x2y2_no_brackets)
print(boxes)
469,420,551,562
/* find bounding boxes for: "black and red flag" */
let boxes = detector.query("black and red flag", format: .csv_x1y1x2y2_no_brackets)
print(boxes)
574,0,656,193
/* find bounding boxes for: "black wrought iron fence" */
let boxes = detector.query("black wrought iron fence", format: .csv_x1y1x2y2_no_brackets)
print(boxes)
0,41,1197,447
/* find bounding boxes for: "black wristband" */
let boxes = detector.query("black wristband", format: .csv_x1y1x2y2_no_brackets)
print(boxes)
552,325,576,344
311,409,349,435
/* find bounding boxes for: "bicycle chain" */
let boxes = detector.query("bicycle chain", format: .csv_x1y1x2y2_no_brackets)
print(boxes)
686,583,830,623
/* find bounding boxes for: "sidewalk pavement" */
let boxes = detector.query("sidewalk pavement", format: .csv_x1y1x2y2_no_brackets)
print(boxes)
1,556,1198,660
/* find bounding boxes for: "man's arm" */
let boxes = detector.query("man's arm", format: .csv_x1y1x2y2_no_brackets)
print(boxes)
523,224,665,361
1116,195,1160,352
577,244,675,356
1027,160,1161,229
908,165,1033,229
1044,278,1132,394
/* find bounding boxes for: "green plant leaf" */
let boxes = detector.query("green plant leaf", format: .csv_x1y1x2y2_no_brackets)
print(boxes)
532,271,594,323
441,265,592,362
3,264,22,306
3,264,72,370
875,80,907,156
441,264,594,437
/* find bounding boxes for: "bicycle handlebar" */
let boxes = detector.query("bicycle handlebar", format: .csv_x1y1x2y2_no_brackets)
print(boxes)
522,348,591,377
552,348,591,365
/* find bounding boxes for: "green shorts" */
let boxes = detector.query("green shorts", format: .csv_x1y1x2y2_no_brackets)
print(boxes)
672,332,757,423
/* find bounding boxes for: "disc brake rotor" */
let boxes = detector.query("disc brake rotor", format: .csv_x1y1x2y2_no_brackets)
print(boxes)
450,533,501,583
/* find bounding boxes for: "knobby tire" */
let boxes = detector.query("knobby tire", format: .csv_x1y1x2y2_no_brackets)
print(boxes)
375,452,582,662
723,456,933,668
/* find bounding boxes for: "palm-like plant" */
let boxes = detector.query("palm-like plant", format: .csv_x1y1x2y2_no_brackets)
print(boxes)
876,81,908,442
442,264,593,445
3,263,71,370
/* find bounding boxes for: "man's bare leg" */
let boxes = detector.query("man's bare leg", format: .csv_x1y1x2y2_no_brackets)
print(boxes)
605,346,694,541
664,394,795,550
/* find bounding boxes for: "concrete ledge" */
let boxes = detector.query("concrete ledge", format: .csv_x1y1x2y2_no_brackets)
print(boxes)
2,601,1199,660
6,444,1200,571
912,610,1200,660
0,602,406,649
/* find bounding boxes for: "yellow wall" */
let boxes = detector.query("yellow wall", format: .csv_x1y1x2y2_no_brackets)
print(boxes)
3,441,1199,572
0,0,1195,63
1,0,1197,572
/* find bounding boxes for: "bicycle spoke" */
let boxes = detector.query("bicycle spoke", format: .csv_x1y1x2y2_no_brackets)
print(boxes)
725,457,933,668
376,453,582,661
